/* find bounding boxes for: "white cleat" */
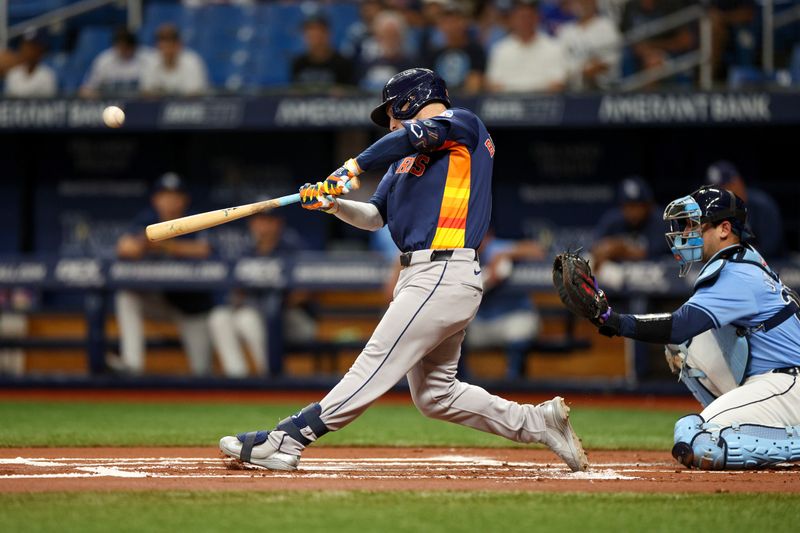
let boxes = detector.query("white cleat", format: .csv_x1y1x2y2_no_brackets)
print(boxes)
539,396,589,472
219,435,300,471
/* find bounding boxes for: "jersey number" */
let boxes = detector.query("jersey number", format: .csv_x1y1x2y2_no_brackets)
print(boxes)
396,155,430,177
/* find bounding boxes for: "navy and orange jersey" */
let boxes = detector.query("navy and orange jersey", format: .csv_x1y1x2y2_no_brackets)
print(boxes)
368,108,495,252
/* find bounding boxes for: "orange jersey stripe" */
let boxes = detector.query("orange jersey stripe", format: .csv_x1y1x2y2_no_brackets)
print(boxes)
431,144,471,249
438,206,466,219
437,216,467,230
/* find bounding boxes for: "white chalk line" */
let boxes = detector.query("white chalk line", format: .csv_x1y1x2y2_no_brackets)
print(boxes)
2,455,795,481
0,455,645,480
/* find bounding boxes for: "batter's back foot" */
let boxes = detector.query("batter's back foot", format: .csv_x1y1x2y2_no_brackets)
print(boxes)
219,433,300,471
539,396,589,472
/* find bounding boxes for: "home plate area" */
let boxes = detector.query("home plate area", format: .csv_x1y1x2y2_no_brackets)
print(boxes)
1,448,798,493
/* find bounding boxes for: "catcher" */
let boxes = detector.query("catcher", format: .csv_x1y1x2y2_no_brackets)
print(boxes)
554,185,800,470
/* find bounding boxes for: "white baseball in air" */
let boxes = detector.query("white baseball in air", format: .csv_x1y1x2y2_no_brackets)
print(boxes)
102,105,125,128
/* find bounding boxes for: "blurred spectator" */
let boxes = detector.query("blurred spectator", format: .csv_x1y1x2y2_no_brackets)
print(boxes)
428,2,486,93
557,0,621,90
80,27,154,98
486,0,567,92
465,231,547,379
140,24,209,96
4,32,57,98
291,14,356,90
209,209,317,377
539,0,576,34
341,0,385,63
418,0,448,59
706,160,784,258
591,176,667,272
183,0,253,5
474,0,509,51
620,0,696,79
709,0,756,81
114,173,215,376
358,11,417,91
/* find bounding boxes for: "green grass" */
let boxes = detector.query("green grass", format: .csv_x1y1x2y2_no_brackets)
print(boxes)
0,401,679,449
1,492,797,533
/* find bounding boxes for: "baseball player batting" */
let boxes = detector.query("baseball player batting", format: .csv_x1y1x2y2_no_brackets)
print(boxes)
555,186,800,469
220,68,589,472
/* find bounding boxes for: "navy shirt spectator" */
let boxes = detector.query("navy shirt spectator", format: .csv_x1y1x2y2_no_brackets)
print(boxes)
706,160,784,258
358,11,417,91
708,0,755,80
592,176,667,272
620,0,695,81
428,2,486,93
291,14,355,89
114,173,215,376
341,0,385,63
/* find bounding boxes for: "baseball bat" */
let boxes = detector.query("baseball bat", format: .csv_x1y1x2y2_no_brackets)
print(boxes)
145,177,360,242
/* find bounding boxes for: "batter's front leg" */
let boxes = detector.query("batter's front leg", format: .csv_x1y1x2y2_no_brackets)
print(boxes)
407,330,547,443
407,331,589,471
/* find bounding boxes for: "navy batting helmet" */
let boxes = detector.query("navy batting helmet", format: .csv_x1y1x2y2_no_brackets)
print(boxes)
370,68,451,128
691,185,750,239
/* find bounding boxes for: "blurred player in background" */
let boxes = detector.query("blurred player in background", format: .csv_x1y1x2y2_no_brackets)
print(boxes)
220,68,588,473
115,173,215,376
705,160,783,258
591,176,667,273
580,186,800,469
80,27,153,98
465,230,546,379
209,208,317,378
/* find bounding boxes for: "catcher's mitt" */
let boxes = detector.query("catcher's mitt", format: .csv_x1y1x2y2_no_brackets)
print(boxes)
552,252,610,324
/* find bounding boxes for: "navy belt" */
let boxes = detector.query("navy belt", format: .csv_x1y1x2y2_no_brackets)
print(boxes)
399,249,478,267
772,367,800,376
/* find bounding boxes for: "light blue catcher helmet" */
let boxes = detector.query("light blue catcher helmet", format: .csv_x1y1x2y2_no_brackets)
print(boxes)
663,195,704,277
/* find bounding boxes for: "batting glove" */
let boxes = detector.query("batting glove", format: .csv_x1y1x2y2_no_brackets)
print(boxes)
300,183,339,214
319,158,362,197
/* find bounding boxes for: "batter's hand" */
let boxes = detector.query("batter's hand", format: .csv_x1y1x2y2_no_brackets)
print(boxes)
320,158,362,197
299,183,339,214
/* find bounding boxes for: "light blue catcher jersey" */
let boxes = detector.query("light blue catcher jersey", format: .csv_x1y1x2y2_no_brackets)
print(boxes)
686,245,800,376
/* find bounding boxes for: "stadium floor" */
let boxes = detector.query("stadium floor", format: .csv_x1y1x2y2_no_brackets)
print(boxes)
2,447,798,494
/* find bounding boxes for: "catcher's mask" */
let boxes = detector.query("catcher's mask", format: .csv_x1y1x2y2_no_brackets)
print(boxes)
663,195,704,277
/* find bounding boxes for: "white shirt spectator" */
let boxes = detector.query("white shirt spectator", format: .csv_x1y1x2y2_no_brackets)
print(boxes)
486,33,568,92
141,49,209,95
83,48,155,96
558,16,621,89
4,63,57,97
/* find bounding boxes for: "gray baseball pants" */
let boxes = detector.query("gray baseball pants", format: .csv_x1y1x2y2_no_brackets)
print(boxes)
267,248,547,455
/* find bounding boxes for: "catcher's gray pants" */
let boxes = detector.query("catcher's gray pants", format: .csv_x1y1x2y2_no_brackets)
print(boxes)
268,248,547,455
